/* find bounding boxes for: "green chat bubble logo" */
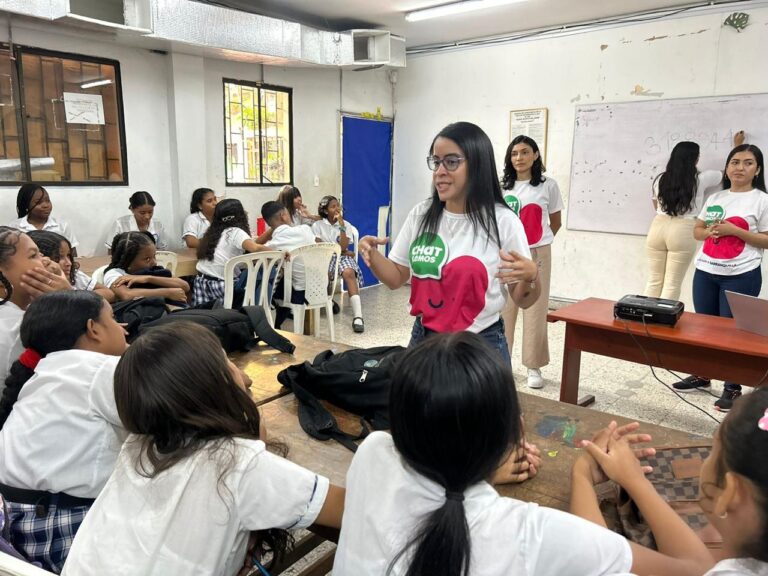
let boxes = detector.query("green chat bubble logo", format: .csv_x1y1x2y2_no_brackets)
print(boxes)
410,233,448,279
705,205,725,226
504,194,521,216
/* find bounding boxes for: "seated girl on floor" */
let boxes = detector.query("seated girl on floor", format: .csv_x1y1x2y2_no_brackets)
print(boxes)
573,388,768,576
332,332,710,576
104,231,189,304
8,183,79,256
28,231,114,303
312,196,365,333
0,290,128,572
63,322,345,576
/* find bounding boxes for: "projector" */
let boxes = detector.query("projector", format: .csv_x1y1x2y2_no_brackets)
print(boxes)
614,295,684,327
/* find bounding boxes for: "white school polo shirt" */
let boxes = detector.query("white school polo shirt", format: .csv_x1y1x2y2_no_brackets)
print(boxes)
613,557,768,576
63,437,329,576
503,178,564,248
8,215,80,248
0,349,124,498
266,224,316,290
652,170,722,219
195,227,252,280
105,215,167,250
182,211,210,241
333,431,632,576
312,218,359,247
0,301,24,391
73,270,97,291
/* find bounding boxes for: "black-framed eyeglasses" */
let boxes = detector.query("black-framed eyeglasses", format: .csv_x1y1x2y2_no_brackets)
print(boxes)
427,155,465,172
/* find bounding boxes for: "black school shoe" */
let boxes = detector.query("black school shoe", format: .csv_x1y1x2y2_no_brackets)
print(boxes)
714,386,742,412
352,317,365,333
332,300,340,315
673,376,711,392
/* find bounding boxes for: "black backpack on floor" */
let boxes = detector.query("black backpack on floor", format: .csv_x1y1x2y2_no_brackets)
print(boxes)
277,346,405,451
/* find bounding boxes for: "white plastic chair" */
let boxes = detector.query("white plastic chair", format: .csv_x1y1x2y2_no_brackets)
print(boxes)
91,264,108,285
223,251,285,325
155,251,178,276
283,243,341,341
0,550,56,574
339,227,360,309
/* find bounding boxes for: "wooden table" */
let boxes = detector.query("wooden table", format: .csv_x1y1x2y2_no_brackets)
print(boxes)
261,389,700,509
76,248,198,277
548,297,768,406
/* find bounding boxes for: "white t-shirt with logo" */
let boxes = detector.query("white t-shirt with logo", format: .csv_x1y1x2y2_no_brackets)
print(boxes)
503,178,564,248
333,431,632,576
695,189,768,276
196,227,252,280
653,170,722,218
267,224,317,290
182,212,210,241
390,201,531,333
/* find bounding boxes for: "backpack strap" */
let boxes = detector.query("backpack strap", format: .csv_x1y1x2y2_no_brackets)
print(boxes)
240,306,296,354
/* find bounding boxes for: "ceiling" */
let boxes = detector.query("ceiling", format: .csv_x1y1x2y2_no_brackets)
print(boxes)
196,0,729,48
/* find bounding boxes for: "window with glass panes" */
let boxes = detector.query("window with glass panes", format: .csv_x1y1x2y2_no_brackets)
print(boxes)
223,80,292,186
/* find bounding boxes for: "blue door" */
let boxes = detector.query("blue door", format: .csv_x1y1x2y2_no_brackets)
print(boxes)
341,116,393,287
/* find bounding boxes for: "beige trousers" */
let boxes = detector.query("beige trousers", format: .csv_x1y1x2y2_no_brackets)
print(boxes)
644,215,697,301
502,243,551,369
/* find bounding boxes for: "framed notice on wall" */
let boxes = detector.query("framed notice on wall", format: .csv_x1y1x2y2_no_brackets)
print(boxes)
509,108,548,163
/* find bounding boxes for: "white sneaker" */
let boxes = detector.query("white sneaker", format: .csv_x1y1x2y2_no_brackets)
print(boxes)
527,368,544,389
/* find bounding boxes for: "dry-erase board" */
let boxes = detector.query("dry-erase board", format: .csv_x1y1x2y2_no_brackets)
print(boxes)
567,93,768,235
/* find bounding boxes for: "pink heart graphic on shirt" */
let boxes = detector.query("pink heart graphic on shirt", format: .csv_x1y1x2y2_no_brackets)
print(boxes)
519,204,543,246
703,216,748,260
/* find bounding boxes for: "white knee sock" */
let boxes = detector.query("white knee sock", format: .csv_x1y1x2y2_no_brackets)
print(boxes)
350,294,362,318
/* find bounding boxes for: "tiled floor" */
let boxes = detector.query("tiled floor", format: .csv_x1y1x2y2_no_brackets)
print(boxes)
288,284,726,438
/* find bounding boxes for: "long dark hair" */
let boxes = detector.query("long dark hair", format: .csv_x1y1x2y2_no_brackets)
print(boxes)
501,135,546,189
197,199,250,260
418,122,508,248
656,142,700,217
0,227,22,305
189,187,214,214
703,389,768,561
388,332,522,576
28,230,77,285
16,183,46,218
114,322,291,560
0,291,103,428
723,144,766,192
277,185,301,219
107,231,156,273
129,191,156,210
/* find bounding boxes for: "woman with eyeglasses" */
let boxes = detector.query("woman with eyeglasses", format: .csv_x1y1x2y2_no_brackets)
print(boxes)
499,135,564,390
359,122,540,365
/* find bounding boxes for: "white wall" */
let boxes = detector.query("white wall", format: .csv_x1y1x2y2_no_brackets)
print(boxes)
0,19,393,256
392,6,768,307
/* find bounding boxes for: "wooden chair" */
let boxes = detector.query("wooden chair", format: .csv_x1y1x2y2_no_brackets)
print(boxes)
155,251,178,276
283,243,341,342
223,251,284,325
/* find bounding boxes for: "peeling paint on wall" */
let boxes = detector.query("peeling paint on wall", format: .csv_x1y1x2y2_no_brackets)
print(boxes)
644,35,669,42
570,94,582,103
630,84,664,97
600,44,608,51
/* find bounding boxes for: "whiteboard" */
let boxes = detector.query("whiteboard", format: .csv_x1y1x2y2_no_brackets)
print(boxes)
567,93,768,235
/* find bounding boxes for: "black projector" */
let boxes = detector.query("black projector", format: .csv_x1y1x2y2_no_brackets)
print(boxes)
614,295,684,327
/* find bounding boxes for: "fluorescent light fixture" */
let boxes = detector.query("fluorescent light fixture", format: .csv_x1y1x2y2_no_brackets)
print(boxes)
80,79,112,89
406,0,529,22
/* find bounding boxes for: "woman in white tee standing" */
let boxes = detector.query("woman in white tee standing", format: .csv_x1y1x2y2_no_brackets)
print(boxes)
645,133,744,301
677,144,768,412
500,136,563,389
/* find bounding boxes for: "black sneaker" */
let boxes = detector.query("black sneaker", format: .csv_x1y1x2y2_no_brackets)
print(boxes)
714,388,742,412
673,376,711,392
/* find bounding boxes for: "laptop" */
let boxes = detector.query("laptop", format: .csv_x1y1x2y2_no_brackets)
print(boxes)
725,291,768,337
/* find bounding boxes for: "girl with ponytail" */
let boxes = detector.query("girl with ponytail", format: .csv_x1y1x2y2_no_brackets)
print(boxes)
0,291,128,572
333,332,637,576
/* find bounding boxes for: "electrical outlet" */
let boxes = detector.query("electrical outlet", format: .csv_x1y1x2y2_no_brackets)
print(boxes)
314,175,320,187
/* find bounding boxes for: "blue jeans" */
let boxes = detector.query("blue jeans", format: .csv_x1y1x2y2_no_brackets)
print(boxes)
693,266,762,391
408,316,512,367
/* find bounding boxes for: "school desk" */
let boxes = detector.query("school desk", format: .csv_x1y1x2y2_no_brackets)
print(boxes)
76,247,198,278
548,297,768,407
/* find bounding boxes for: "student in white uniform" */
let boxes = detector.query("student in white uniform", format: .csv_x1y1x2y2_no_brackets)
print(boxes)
500,135,564,388
313,195,366,332
0,290,128,573
28,231,114,303
0,228,72,387
182,187,218,248
333,332,700,576
359,122,540,363
106,191,167,252
574,389,768,576
193,199,268,307
8,184,79,256
277,185,320,227
644,136,742,300
63,322,345,576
